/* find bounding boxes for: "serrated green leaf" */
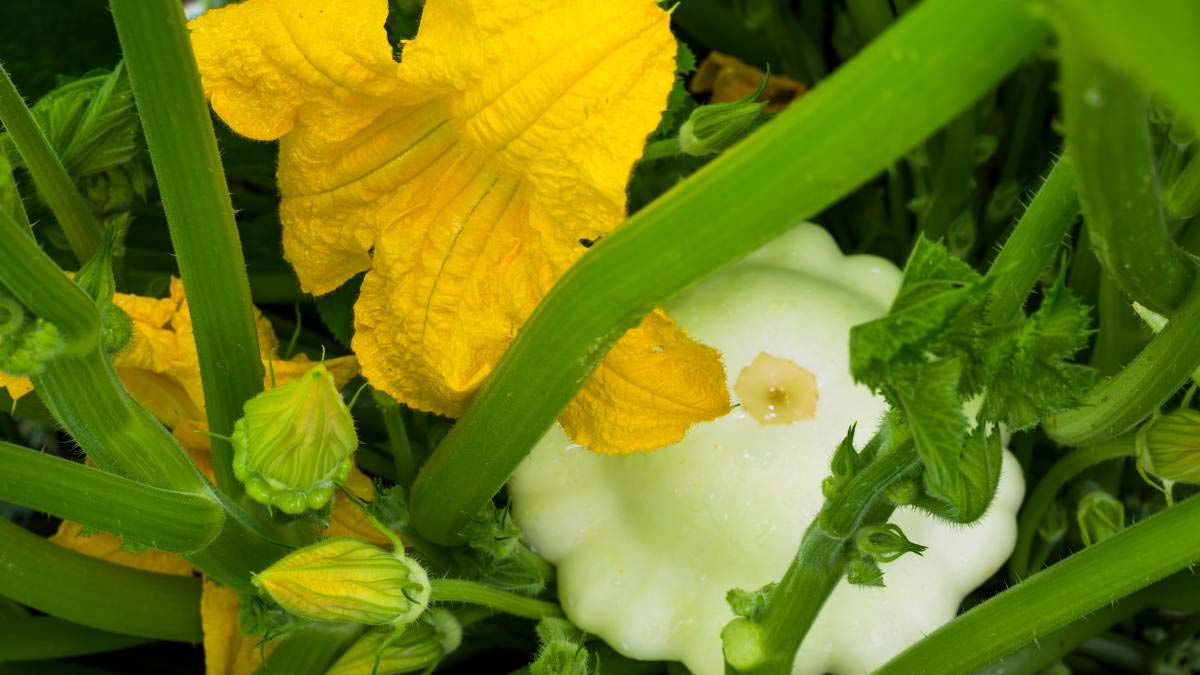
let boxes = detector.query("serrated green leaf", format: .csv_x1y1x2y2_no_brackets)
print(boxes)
979,276,1096,430
917,426,1002,523
888,358,968,504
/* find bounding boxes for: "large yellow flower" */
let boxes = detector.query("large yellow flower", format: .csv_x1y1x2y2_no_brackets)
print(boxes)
189,0,730,453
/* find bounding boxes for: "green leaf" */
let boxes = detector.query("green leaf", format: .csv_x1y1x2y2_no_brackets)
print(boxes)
888,358,969,504
980,275,1096,430
916,426,1003,523
849,236,988,391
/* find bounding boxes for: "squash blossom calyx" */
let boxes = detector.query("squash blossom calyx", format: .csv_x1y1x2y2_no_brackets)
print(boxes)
253,537,431,625
232,363,357,514
1137,409,1200,485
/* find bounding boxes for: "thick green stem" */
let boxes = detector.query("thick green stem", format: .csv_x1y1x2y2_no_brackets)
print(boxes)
1167,150,1200,219
376,392,417,490
0,210,99,356
411,0,1049,545
32,349,296,590
1044,280,1200,446
0,617,147,662
1045,0,1200,137
984,155,1079,320
0,440,223,553
0,62,99,262
110,0,264,495
736,444,919,674
1007,438,1134,581
430,578,563,620
0,519,202,642
1061,42,1195,314
875,492,1200,674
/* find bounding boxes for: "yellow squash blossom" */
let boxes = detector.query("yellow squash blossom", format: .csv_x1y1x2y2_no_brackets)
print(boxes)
189,0,730,453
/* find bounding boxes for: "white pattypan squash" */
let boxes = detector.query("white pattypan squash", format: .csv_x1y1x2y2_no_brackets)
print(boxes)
509,223,1024,675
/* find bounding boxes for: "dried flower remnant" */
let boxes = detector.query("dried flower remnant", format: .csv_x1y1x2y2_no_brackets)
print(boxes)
734,352,819,425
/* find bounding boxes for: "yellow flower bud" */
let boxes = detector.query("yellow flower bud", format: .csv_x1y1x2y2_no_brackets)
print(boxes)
1137,409,1200,484
232,363,357,514
253,538,430,625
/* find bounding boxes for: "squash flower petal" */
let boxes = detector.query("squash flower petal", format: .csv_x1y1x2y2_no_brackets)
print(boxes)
190,0,730,454
202,580,277,675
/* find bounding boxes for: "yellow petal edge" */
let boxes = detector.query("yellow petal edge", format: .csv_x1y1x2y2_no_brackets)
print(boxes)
190,0,730,453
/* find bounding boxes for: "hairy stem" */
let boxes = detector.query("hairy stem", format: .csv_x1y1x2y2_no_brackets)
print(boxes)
430,579,563,620
875,493,1200,674
1007,438,1134,581
0,63,99,262
110,0,264,495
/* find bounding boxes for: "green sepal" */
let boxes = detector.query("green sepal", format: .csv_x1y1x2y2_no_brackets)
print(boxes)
847,553,885,587
530,617,592,675
232,363,358,514
453,501,552,595
726,582,776,622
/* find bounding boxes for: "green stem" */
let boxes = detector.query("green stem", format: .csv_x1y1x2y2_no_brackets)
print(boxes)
257,623,363,675
375,391,417,490
0,440,223,553
32,349,295,591
1061,41,1195,314
1091,276,1150,376
110,0,264,495
874,492,1200,675
0,519,202,642
640,138,681,162
1045,0,1200,137
410,0,1050,545
1007,438,1134,581
917,111,976,242
984,155,1079,320
0,210,99,356
0,617,148,661
1044,280,1200,446
0,63,99,262
429,579,563,620
737,443,919,674
1167,150,1200,219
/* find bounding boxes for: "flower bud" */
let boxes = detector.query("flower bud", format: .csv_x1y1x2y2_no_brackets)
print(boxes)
1075,491,1124,548
1136,409,1200,484
721,618,766,671
325,609,459,675
232,363,357,513
678,96,768,157
846,552,884,587
854,523,926,563
253,537,430,625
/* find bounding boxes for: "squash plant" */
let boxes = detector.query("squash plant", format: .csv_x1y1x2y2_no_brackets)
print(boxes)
1,1,1199,674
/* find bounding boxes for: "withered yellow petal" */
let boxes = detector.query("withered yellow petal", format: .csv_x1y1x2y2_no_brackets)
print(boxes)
202,580,276,675
51,520,193,576
561,312,730,453
193,0,728,453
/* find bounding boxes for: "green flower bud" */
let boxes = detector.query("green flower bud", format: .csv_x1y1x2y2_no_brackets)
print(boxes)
884,478,921,506
100,305,133,355
531,617,592,675
678,82,769,157
854,523,926,563
325,610,459,675
1137,409,1200,484
232,363,357,514
253,537,430,625
1075,491,1124,548
1037,501,1068,544
726,582,775,621
721,617,766,671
